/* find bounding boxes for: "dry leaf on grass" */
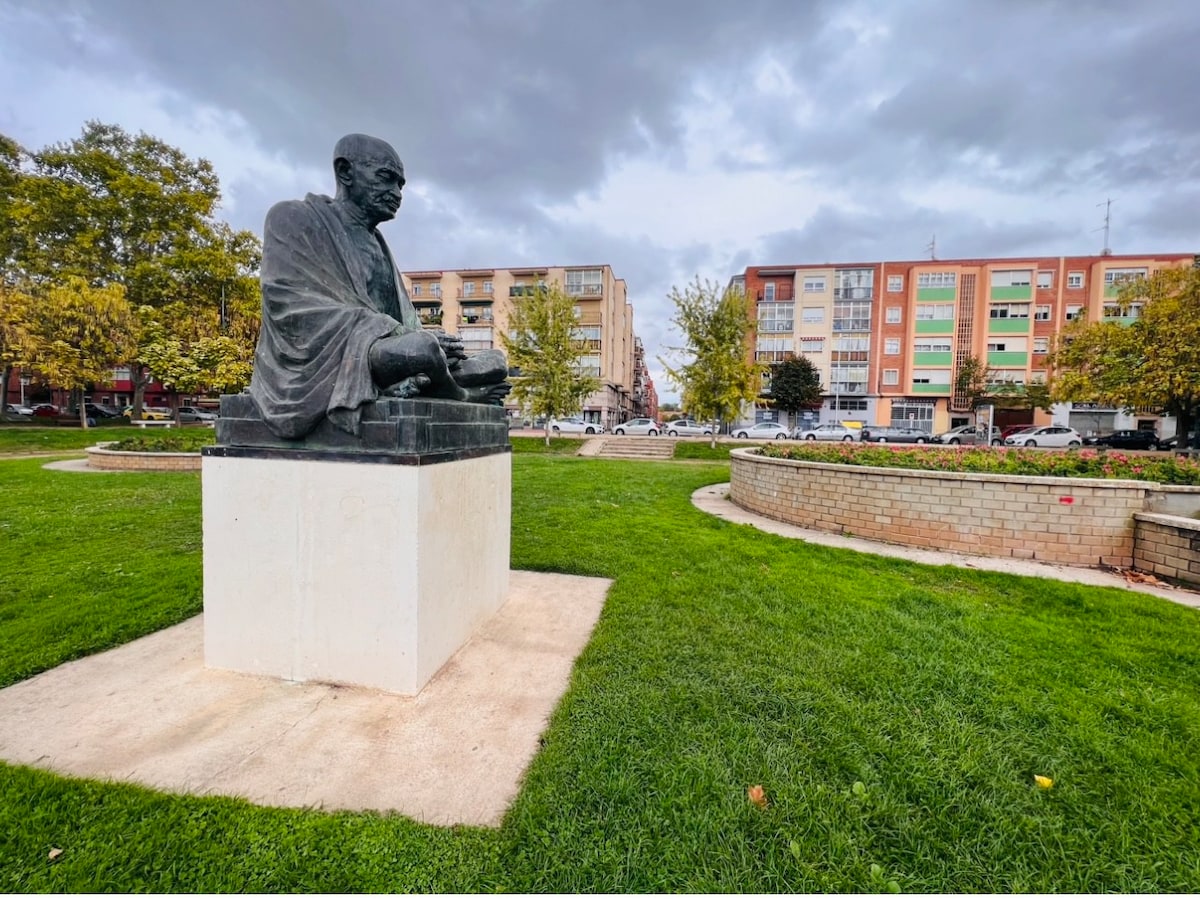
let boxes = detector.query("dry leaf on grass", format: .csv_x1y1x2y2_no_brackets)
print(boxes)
48,847,63,861
747,784,768,808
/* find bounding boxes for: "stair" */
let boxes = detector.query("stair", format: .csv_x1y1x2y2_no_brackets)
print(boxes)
591,436,677,461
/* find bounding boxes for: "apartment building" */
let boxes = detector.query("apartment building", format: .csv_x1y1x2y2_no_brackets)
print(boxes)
742,252,1195,435
401,264,647,429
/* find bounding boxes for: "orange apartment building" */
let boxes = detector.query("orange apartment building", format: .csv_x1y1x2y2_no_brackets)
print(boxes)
741,252,1195,437
401,264,655,429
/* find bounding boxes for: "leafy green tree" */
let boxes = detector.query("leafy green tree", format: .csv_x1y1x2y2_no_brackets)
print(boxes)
953,354,991,410
501,281,601,445
768,355,822,420
11,122,260,415
1048,267,1200,449
16,277,136,427
0,286,33,417
660,277,762,448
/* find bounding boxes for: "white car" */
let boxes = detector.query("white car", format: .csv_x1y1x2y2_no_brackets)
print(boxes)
733,421,789,440
665,419,713,437
1004,425,1083,448
549,417,604,435
794,423,859,442
613,418,662,436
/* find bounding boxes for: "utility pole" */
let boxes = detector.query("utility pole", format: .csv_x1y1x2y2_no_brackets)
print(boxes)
1096,198,1113,256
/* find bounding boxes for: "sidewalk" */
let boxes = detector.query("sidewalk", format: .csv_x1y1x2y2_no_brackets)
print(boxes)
692,482,1200,610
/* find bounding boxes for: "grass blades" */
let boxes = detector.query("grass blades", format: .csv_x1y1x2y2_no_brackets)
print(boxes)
1,454,1199,891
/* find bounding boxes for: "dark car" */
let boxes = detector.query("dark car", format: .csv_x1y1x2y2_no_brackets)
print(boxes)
1157,431,1198,451
1086,430,1160,451
84,402,121,419
859,426,931,444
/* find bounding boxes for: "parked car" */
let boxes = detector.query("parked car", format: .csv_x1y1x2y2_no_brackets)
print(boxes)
793,423,858,442
4,403,33,416
1085,430,1160,451
122,406,172,421
665,419,713,437
177,405,219,423
1001,424,1035,440
732,421,789,440
930,424,1002,446
549,416,603,435
30,403,59,418
1004,425,1083,448
612,418,662,436
84,402,121,419
1157,431,1198,451
859,426,931,444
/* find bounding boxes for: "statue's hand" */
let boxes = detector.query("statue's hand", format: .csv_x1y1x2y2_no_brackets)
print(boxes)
381,374,430,398
435,331,467,362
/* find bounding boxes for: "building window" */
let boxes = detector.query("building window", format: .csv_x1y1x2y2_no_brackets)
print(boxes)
988,370,1025,387
1030,370,1047,384
1104,267,1148,286
801,306,824,325
483,280,493,294
755,336,793,362
431,283,442,298
884,338,900,355
829,362,868,393
834,336,870,352
991,269,1032,287
832,301,871,332
412,283,422,296
886,306,902,324
565,268,603,296
887,275,904,293
1033,337,1049,354
917,272,956,288
1065,304,1083,321
882,369,899,386
757,302,794,333
911,369,952,385
799,337,824,353
803,276,826,292
913,339,952,353
915,303,954,320
987,342,1007,352
462,281,475,296
1035,304,1051,321
1067,272,1084,289
763,282,776,302
831,398,868,411
834,268,874,299
1037,271,1053,289
989,303,1030,319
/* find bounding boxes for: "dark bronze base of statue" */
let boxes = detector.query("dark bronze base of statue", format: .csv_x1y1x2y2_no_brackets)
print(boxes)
211,393,510,463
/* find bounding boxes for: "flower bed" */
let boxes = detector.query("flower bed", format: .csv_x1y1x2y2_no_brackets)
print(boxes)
757,442,1200,485
86,431,213,472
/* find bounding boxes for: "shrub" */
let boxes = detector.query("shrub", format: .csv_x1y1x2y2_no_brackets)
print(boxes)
756,443,1200,485
105,430,217,453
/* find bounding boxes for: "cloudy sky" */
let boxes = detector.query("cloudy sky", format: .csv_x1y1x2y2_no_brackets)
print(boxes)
1,0,1198,402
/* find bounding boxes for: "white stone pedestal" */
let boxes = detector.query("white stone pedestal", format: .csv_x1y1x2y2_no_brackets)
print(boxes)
201,450,511,695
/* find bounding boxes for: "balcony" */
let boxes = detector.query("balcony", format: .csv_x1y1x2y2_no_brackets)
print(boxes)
754,351,790,363
827,383,867,395
757,321,794,334
570,339,603,352
757,290,795,303
418,310,443,326
509,282,547,298
574,310,603,326
567,283,604,297
833,287,873,300
457,291,494,300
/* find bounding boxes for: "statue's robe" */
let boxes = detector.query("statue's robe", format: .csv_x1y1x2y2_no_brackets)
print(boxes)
249,193,421,439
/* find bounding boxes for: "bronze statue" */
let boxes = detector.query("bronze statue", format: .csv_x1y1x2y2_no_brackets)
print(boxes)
249,133,510,440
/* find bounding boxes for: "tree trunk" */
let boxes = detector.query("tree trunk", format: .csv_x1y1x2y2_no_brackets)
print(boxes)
544,422,551,447
0,365,11,417
77,386,89,429
130,363,149,420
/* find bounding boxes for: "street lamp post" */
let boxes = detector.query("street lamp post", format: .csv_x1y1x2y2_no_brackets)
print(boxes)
19,375,30,407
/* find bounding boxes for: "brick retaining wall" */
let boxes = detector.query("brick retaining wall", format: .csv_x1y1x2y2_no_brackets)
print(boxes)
1133,513,1200,589
86,445,201,472
730,449,1152,568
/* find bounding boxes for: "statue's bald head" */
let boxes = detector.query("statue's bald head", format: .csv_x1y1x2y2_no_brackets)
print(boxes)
332,133,405,226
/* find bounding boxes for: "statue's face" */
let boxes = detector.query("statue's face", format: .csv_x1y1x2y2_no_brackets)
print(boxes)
344,151,406,225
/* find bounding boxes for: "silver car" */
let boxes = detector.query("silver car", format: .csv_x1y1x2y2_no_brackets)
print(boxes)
931,424,1002,446
859,426,931,444
665,419,713,437
613,418,661,436
733,422,790,440
1004,425,1083,448
550,417,604,435
793,423,859,442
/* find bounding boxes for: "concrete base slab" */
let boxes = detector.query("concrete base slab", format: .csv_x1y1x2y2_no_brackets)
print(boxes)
0,570,609,827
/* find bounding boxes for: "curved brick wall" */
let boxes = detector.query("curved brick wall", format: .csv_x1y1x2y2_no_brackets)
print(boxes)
86,445,202,472
729,448,1152,569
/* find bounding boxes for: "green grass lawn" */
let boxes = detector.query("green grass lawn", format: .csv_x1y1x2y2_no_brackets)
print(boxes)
1,454,1200,891
0,423,128,454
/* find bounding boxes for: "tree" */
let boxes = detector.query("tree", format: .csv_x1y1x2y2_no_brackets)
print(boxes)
1047,267,1200,449
660,277,762,448
501,281,601,445
11,122,260,415
953,354,991,411
16,277,136,427
768,355,822,419
0,286,33,418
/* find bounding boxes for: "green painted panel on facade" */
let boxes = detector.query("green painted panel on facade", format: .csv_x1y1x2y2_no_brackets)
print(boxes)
987,318,1031,334
911,383,951,394
917,287,956,301
913,352,953,366
1104,284,1120,298
987,351,1028,366
990,286,1032,300
915,320,954,334
1102,314,1138,326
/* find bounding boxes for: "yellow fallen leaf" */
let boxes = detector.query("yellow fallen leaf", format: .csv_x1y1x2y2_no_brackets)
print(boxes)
747,784,768,808
1034,775,1054,789
48,847,63,861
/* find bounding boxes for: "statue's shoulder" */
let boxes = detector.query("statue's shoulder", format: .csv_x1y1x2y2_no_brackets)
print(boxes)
265,194,331,228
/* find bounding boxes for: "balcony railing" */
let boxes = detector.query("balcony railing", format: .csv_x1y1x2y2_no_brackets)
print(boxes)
418,311,443,326
757,290,795,302
570,339,603,351
461,312,493,324
833,287,873,300
827,383,867,395
757,321,794,333
754,350,791,363
567,283,603,297
574,311,603,325
509,283,548,297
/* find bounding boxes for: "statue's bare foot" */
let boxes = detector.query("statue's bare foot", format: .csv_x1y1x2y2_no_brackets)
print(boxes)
464,382,512,406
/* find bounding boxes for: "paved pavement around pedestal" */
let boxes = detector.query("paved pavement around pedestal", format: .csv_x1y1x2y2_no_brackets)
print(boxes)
692,482,1200,610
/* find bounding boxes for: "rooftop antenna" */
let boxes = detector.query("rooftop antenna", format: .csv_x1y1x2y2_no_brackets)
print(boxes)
926,235,937,260
1095,198,1113,256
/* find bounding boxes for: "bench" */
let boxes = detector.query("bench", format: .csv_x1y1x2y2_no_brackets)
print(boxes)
131,419,175,429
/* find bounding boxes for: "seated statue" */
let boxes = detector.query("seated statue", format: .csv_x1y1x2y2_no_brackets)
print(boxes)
248,133,511,440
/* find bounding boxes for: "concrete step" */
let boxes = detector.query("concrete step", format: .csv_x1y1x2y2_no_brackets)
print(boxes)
592,437,677,461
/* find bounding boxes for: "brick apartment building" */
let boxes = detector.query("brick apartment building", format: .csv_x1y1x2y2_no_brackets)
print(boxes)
739,252,1195,437
402,264,656,429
